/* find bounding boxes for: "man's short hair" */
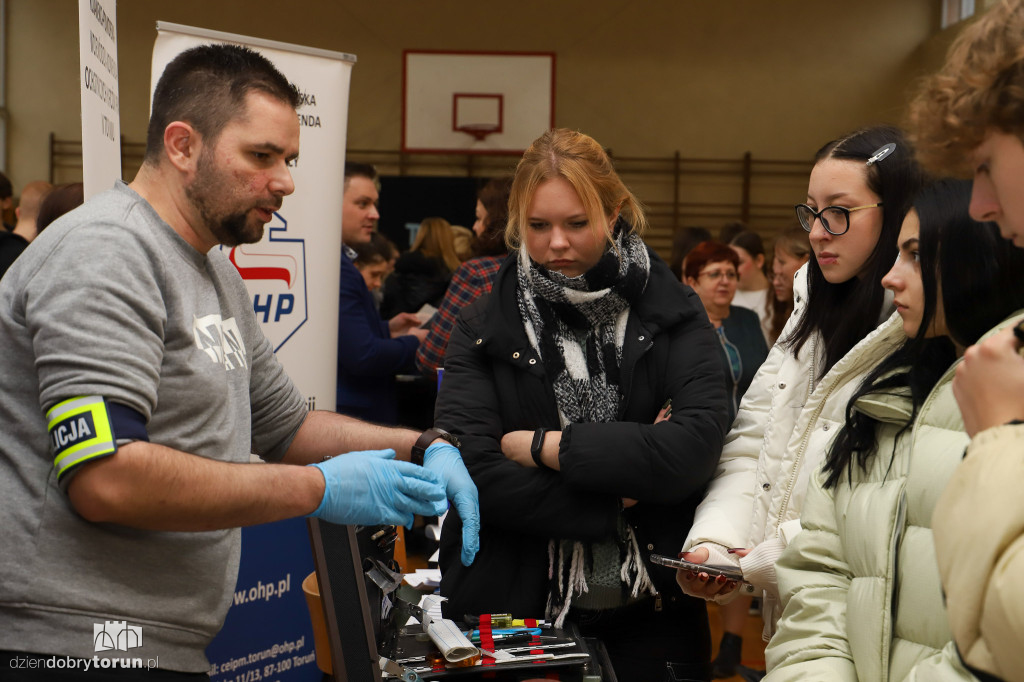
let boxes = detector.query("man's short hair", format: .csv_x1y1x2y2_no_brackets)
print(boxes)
145,43,301,164
343,162,379,190
908,0,1024,176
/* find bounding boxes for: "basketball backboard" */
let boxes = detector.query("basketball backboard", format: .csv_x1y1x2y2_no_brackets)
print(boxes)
403,50,555,154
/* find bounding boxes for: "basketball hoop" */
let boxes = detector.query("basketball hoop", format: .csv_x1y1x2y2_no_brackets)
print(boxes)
456,123,500,142
452,93,503,144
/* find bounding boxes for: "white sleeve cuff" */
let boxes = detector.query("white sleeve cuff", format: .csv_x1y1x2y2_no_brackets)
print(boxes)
739,536,786,595
703,544,741,568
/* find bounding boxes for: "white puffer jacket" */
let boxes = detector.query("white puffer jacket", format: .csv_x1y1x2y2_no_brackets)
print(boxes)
683,263,903,637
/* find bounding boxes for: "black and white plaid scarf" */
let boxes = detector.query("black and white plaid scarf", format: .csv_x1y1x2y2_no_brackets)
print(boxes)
516,220,655,625
515,219,650,426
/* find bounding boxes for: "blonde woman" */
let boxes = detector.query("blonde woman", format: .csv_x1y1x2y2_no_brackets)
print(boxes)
381,216,460,318
435,128,727,681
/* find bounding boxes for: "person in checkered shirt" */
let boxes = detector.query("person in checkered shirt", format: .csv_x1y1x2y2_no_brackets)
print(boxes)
416,177,513,377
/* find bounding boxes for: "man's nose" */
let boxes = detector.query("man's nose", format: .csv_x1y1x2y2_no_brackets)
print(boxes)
270,161,295,196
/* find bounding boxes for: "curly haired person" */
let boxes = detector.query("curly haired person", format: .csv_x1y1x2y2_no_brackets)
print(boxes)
908,2,1024,680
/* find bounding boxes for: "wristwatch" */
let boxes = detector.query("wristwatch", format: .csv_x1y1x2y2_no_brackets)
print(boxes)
411,427,460,466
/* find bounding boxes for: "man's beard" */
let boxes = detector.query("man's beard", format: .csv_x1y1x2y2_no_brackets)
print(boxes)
185,150,267,248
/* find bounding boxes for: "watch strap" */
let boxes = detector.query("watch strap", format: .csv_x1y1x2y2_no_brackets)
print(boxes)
531,428,548,469
412,427,460,466
412,428,443,467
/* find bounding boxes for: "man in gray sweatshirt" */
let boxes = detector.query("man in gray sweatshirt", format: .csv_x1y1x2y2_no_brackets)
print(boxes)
0,44,478,679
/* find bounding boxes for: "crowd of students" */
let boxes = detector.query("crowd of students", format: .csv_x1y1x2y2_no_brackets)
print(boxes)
1,2,1021,681
410,2,1024,680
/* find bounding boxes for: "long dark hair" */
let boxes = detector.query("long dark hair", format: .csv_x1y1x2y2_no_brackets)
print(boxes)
729,231,767,276
473,176,513,257
823,178,1024,488
787,126,926,374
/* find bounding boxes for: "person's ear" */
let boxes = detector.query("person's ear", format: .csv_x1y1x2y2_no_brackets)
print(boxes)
163,121,200,173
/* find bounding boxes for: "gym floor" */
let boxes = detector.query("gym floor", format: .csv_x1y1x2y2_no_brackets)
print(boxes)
707,602,767,680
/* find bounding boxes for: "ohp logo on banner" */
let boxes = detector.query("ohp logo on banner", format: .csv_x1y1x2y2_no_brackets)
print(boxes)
224,212,308,352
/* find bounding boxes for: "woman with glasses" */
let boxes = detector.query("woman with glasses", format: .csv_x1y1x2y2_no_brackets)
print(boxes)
677,126,926,642
434,128,728,681
765,179,1024,680
684,241,769,425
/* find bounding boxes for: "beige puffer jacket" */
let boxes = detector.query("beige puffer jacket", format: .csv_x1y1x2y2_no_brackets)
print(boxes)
766,360,976,681
932,314,1024,682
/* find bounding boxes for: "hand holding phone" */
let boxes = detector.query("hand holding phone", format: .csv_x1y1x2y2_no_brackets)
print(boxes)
650,553,744,582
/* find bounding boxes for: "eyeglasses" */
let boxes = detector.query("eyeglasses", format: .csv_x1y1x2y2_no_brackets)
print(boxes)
795,203,883,236
699,269,738,282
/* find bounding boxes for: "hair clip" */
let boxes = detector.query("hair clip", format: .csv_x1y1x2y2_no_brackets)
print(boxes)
866,143,896,166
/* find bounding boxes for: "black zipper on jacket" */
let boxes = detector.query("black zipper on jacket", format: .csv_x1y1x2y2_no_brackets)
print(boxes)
617,319,655,419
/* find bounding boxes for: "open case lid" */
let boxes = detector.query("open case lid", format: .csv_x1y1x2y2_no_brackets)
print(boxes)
307,520,608,681
307,519,385,681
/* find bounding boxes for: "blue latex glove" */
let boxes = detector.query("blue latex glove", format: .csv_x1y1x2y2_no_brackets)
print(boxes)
308,449,446,528
424,442,480,566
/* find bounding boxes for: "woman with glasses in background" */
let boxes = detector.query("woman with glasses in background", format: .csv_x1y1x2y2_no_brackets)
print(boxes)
685,241,769,425
677,126,926,644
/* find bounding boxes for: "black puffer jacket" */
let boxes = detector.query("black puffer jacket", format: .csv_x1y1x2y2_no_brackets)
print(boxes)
436,250,729,620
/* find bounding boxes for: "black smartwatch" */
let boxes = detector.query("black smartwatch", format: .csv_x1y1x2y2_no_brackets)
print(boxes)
411,427,460,466
531,428,549,469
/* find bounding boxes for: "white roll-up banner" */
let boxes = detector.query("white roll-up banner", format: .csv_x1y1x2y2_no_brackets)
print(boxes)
152,25,355,682
78,0,122,200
